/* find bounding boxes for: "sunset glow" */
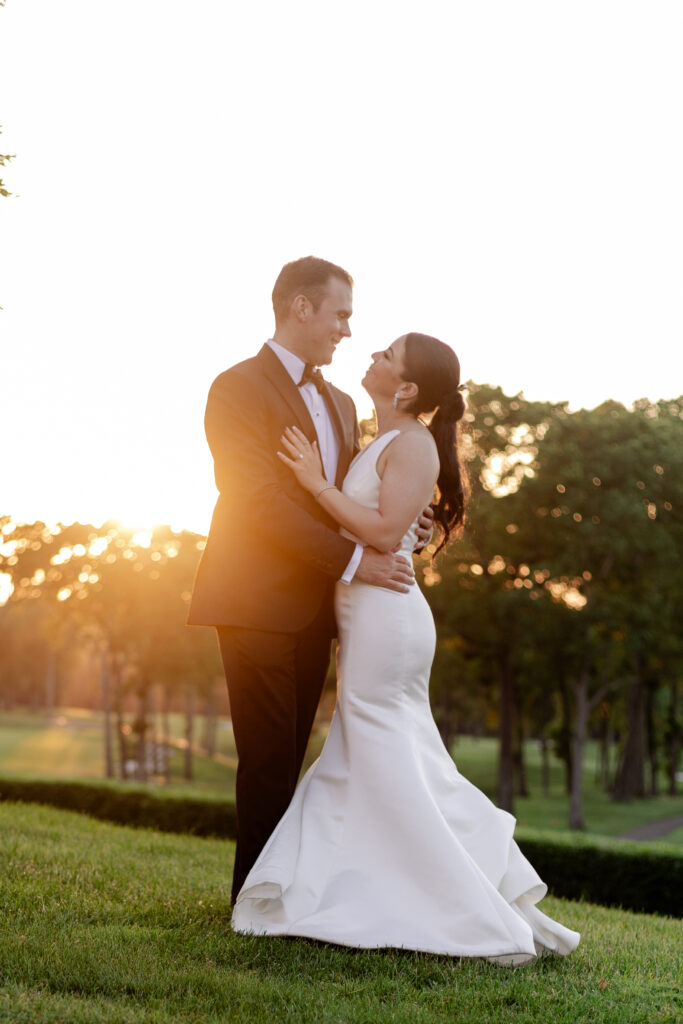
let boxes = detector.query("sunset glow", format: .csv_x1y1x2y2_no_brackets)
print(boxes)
1,2,682,531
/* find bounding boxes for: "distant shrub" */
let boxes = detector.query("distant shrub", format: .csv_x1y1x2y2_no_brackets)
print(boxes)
0,776,237,838
517,829,683,918
2,777,682,918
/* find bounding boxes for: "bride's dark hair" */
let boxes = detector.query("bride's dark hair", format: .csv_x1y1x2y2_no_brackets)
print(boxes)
400,332,468,555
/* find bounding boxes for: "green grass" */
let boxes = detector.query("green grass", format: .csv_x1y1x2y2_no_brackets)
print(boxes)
1,803,681,1024
0,708,239,791
0,709,327,798
665,825,683,846
513,793,683,845
449,735,683,843
1,710,682,842
0,709,104,779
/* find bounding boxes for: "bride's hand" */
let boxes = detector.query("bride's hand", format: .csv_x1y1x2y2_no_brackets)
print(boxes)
277,425,327,494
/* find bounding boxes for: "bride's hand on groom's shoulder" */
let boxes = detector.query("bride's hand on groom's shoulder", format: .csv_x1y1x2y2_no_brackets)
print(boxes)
355,547,415,593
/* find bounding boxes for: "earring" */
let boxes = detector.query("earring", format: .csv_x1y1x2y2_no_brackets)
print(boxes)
393,393,399,409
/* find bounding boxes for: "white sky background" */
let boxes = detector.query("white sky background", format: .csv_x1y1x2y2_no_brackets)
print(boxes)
1,0,681,534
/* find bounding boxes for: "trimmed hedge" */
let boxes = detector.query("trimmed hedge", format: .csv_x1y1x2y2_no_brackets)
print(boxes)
2,776,682,918
516,828,683,918
0,776,237,838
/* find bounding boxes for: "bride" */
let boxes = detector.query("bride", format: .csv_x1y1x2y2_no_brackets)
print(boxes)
230,332,580,964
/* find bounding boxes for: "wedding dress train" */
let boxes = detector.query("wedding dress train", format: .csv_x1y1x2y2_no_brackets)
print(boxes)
231,431,580,963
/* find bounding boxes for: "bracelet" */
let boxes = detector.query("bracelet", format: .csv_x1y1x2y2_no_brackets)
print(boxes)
315,484,336,500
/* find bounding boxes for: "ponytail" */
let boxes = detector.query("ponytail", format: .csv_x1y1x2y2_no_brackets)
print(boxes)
401,333,469,555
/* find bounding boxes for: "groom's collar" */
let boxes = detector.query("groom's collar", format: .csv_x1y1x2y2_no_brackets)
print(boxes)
266,339,307,386
257,343,317,439
257,343,355,482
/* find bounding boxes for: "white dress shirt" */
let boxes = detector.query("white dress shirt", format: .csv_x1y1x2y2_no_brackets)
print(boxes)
267,340,362,584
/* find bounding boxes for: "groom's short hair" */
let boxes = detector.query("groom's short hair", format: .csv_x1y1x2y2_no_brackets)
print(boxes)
272,256,353,324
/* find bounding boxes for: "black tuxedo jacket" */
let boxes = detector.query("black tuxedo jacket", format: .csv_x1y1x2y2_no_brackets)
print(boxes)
188,344,360,632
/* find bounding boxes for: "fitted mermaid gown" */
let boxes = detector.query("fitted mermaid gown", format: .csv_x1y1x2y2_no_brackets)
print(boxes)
231,431,580,963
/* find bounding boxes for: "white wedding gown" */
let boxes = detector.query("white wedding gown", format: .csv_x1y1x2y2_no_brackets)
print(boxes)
231,431,580,963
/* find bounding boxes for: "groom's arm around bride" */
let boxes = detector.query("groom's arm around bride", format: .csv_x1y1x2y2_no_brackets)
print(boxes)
187,339,414,633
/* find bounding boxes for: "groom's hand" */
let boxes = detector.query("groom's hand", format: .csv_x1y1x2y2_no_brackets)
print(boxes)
414,505,435,552
356,547,415,593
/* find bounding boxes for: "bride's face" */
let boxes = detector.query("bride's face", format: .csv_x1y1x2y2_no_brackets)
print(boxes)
362,336,408,398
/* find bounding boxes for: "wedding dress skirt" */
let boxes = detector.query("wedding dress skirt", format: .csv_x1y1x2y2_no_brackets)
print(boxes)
231,431,580,963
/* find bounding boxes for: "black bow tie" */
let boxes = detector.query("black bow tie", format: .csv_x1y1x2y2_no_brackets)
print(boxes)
298,363,325,394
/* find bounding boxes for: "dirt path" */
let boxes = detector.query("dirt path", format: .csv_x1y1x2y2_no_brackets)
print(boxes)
619,816,683,841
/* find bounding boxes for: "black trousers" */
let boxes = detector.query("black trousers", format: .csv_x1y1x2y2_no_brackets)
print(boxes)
217,603,333,903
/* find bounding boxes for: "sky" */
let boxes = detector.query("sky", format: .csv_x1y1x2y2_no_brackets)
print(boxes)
1,1,682,535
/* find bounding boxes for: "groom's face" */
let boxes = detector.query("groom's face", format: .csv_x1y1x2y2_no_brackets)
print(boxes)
299,277,353,367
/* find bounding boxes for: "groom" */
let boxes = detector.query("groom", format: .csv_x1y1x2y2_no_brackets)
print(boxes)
189,256,422,901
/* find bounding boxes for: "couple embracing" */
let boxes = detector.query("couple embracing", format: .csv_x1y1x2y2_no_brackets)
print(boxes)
189,256,579,964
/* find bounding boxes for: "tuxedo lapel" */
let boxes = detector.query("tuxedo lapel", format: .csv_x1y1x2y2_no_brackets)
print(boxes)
323,385,357,487
257,344,317,440
257,344,356,487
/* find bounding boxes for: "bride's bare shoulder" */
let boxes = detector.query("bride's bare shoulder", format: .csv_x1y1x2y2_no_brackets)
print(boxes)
379,426,438,474
396,426,437,451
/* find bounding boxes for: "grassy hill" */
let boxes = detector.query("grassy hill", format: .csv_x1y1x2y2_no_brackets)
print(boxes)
1,802,681,1024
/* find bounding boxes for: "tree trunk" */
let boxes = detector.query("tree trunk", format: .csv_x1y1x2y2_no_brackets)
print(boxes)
596,704,610,789
100,649,114,778
151,688,165,774
113,655,128,780
161,684,172,784
513,714,529,797
148,682,158,775
667,677,680,797
646,677,659,796
45,648,57,720
613,662,647,802
497,656,514,813
569,671,589,830
201,684,218,757
603,719,615,792
540,729,550,798
116,712,128,778
557,677,573,796
135,685,148,782
184,684,194,781
437,678,457,757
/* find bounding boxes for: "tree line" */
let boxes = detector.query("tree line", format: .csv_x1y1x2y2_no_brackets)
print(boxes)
421,386,682,825
1,384,682,825
0,521,223,783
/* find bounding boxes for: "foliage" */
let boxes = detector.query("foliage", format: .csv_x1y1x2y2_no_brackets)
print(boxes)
0,519,218,695
423,388,683,821
516,828,683,917
0,775,236,837
0,520,223,782
1,387,682,827
0,125,14,199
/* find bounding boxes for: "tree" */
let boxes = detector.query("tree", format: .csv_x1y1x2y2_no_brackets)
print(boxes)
424,388,683,826
425,383,559,813
0,125,14,199
0,519,222,781
497,396,683,818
